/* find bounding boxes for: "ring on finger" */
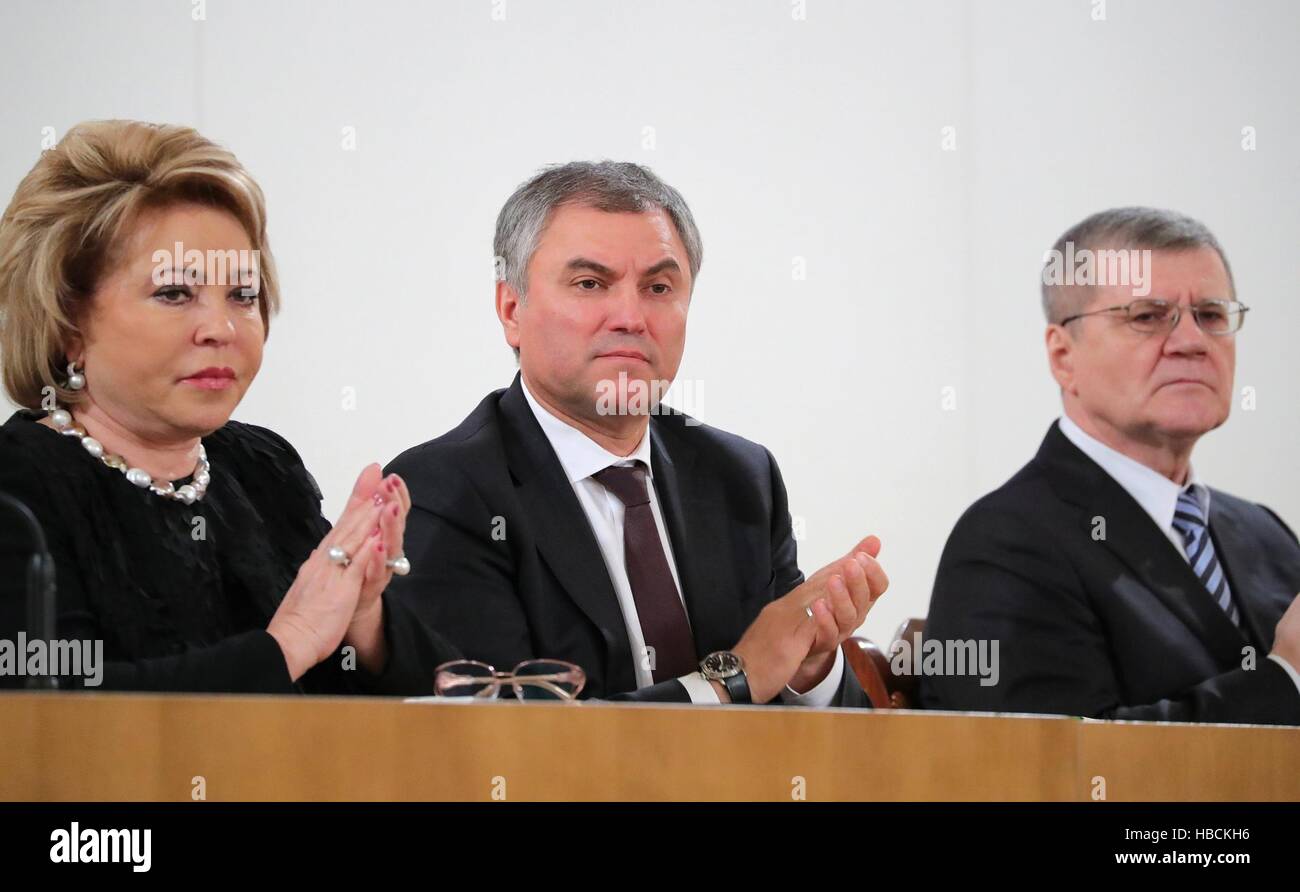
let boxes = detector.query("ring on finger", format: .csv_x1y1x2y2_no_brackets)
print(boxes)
385,555,411,576
327,545,352,568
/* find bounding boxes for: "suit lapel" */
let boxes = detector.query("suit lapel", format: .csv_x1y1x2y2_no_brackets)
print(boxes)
649,418,742,658
1037,423,1246,663
496,375,635,691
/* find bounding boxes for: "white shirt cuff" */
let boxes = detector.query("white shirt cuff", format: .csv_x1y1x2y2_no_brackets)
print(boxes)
677,671,722,704
779,648,845,707
1267,653,1300,695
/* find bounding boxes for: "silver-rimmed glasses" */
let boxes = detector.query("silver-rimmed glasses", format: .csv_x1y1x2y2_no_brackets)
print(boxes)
1059,298,1249,335
433,659,587,701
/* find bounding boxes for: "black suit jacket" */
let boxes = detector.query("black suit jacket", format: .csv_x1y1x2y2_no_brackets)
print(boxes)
921,422,1300,725
384,374,868,706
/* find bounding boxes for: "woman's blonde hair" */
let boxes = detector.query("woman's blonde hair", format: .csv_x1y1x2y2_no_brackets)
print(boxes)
0,120,280,410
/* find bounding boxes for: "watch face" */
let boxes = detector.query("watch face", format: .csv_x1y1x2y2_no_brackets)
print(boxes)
702,651,742,678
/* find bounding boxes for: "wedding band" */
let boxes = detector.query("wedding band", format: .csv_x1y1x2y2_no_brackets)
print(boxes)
385,556,411,576
805,605,814,618
327,545,352,568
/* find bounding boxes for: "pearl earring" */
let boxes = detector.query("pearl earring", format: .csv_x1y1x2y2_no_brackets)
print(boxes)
66,361,85,391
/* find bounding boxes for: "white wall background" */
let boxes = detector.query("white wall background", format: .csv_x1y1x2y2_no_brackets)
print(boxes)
1,0,1296,648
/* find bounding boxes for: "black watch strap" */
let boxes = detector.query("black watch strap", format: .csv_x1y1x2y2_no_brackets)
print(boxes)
720,670,751,705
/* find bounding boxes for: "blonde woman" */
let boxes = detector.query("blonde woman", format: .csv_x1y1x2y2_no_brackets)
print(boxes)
0,120,456,693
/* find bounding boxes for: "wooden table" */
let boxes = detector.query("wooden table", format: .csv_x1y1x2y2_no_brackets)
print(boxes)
2,693,1296,800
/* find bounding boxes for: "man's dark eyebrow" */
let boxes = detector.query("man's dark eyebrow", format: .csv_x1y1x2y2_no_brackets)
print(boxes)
563,258,618,278
641,258,682,279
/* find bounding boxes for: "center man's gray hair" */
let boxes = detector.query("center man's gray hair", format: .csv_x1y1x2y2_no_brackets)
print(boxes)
493,161,703,299
1040,206,1236,324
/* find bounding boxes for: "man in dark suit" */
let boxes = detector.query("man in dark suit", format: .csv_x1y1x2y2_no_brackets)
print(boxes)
922,207,1300,724
386,162,888,705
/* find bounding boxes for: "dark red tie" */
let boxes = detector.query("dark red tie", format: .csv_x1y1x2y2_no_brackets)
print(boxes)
591,462,697,683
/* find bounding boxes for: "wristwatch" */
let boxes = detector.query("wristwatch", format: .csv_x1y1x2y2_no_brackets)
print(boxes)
700,651,750,704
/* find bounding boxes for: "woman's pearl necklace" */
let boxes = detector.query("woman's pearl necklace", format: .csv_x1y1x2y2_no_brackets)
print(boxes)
49,407,211,505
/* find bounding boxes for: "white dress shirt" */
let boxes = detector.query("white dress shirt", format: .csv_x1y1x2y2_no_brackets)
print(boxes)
521,379,843,705
1058,415,1300,692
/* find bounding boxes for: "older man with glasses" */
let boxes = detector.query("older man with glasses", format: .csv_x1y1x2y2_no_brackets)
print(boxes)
922,206,1300,724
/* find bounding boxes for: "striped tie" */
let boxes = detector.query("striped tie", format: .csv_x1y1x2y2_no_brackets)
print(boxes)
1171,488,1241,628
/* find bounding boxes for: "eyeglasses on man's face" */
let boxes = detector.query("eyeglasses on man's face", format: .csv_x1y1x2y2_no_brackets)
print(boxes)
433,659,587,701
1059,298,1249,335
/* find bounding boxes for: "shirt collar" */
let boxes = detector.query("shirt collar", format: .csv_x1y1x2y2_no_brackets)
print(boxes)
1057,414,1210,532
520,377,653,484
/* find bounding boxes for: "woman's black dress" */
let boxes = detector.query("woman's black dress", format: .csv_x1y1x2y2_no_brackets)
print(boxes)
0,410,456,694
